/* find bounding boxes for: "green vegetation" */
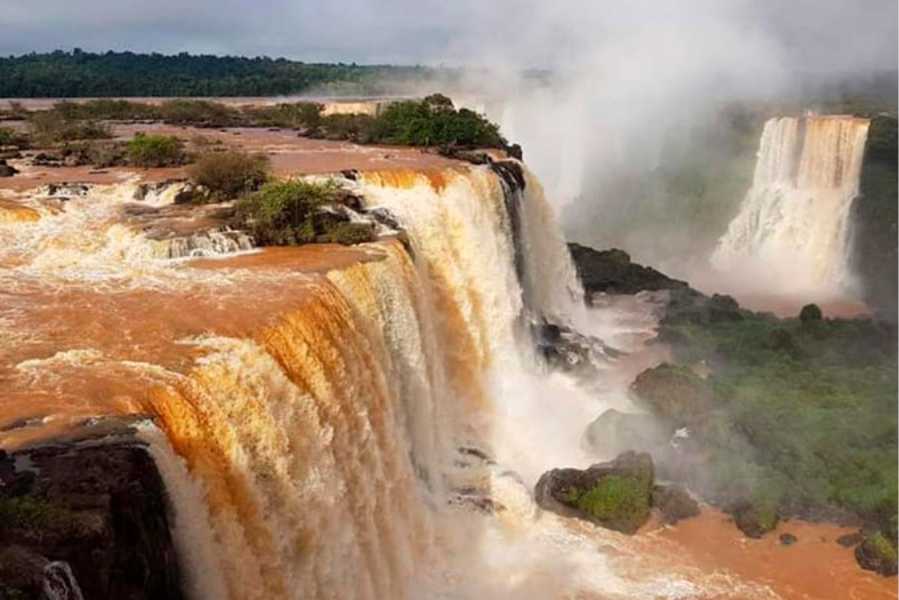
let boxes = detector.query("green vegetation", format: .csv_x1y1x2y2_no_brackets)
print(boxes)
0,127,27,147
368,94,506,147
572,476,650,522
8,95,508,151
0,49,439,97
655,303,897,543
187,150,270,200
0,495,77,535
126,133,187,167
27,110,111,145
234,179,374,246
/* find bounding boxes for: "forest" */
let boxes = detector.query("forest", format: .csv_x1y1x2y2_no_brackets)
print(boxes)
0,49,434,97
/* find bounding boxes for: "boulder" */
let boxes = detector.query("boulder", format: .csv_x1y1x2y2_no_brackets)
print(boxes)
631,363,714,425
0,159,18,177
731,500,780,539
535,451,654,534
652,485,700,524
583,409,674,457
779,533,798,546
855,533,898,577
567,243,688,299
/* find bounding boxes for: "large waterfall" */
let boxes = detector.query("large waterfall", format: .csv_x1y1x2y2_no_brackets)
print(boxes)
2,164,762,599
712,115,870,296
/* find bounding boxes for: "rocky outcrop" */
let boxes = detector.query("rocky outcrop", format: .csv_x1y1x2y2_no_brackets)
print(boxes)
583,409,674,458
0,435,184,600
0,159,18,177
630,363,714,426
652,485,700,525
535,452,659,534
567,244,688,301
730,500,780,539
855,533,898,576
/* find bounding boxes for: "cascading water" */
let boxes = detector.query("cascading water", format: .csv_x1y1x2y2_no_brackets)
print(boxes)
2,162,768,599
711,115,870,297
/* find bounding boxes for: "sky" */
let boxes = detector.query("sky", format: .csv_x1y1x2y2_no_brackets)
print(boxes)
0,0,896,73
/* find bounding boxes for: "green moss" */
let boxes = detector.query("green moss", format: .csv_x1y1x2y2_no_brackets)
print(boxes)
572,475,650,526
0,495,76,534
868,532,898,565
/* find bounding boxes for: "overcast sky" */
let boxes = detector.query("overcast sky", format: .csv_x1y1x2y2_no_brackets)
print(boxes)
1,0,896,72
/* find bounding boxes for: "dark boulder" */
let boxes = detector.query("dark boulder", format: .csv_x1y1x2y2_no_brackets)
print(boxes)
731,500,780,538
652,485,700,524
0,441,185,599
0,159,18,177
779,533,798,546
855,533,898,577
535,451,654,534
631,363,714,426
567,243,688,300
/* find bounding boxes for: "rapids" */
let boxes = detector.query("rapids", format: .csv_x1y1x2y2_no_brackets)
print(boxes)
4,160,877,599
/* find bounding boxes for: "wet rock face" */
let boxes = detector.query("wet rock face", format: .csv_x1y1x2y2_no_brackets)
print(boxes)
0,443,184,600
567,244,688,301
535,451,655,534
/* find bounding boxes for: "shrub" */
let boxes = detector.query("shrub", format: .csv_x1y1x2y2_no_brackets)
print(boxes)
569,475,651,533
126,133,186,167
28,111,111,145
243,102,322,129
369,97,506,148
0,127,28,147
188,150,270,200
159,100,242,127
799,303,823,322
234,179,374,246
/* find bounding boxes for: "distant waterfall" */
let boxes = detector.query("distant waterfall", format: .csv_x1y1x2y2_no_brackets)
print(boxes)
712,115,870,296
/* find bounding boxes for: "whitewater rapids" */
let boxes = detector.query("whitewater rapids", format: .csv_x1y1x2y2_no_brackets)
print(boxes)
1,163,775,599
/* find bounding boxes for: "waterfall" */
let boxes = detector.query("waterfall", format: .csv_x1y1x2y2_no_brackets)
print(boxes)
712,115,870,297
136,164,604,600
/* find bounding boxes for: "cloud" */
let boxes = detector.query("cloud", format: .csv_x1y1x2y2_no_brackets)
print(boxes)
0,0,894,72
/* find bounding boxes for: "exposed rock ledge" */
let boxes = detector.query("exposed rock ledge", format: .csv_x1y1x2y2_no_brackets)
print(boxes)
0,419,184,600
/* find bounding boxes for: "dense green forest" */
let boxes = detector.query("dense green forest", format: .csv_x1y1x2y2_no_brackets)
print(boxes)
0,49,436,97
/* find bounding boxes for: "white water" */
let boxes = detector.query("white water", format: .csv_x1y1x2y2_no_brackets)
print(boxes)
3,164,768,599
712,115,870,297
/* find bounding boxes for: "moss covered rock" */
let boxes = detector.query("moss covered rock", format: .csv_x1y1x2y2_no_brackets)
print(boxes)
631,363,714,425
652,485,700,524
535,451,654,534
855,532,898,577
731,499,780,538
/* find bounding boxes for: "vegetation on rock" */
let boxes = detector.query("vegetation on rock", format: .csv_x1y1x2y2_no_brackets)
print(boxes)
187,150,270,200
856,532,899,576
234,179,374,246
126,133,187,168
648,292,897,551
535,451,662,535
